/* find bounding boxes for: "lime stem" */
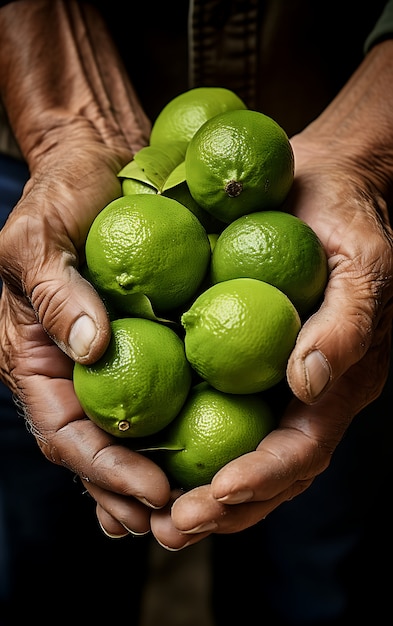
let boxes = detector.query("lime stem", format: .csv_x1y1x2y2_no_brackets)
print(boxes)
225,180,243,197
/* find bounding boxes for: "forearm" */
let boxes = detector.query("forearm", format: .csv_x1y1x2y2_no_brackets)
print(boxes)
0,0,150,168
296,39,393,204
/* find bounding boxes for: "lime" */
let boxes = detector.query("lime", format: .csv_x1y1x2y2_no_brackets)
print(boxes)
181,278,301,394
211,210,328,316
120,168,224,232
149,382,275,490
73,317,192,438
149,86,247,153
185,109,294,223
164,181,225,234
85,194,211,315
121,178,156,195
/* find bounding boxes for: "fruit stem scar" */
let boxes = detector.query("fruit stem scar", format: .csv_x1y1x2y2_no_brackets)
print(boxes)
118,420,130,431
117,273,134,288
225,180,243,197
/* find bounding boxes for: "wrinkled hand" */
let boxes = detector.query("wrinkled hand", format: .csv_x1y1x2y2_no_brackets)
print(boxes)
150,134,393,550
2,113,393,551
0,134,171,538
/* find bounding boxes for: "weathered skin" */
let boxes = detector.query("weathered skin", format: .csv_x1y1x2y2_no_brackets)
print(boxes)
0,1,393,548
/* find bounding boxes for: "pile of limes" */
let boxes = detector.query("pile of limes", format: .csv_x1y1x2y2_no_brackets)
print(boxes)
73,87,328,490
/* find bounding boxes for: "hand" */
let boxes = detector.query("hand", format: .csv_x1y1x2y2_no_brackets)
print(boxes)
0,0,172,538
149,122,393,550
0,133,172,537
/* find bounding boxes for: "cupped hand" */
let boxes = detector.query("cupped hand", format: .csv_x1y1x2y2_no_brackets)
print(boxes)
150,133,393,550
0,134,171,537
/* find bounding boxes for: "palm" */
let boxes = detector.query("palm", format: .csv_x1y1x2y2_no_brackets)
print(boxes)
149,136,393,549
0,141,171,536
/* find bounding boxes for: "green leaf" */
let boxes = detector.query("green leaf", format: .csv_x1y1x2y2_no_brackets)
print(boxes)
162,161,187,192
117,159,155,186
133,143,187,191
121,292,175,325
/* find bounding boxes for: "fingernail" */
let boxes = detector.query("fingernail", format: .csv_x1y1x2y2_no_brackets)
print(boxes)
121,524,150,537
216,489,254,504
304,350,331,400
98,520,128,539
183,521,218,534
155,539,192,552
137,497,163,509
69,315,97,358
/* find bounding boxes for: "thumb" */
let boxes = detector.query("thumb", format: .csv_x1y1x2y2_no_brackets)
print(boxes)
286,276,380,405
30,264,112,364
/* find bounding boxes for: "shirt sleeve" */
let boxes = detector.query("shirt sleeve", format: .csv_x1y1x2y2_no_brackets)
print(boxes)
364,0,393,53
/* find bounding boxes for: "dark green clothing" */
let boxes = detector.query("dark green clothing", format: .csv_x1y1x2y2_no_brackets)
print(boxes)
365,0,393,51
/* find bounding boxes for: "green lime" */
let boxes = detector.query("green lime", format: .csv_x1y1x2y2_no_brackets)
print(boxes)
185,109,294,223
211,210,328,316
154,382,275,490
73,317,192,438
85,194,211,315
121,178,156,195
150,86,247,153
181,278,301,394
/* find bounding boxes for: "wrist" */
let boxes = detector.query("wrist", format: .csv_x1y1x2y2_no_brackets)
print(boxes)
0,0,150,168
294,39,393,201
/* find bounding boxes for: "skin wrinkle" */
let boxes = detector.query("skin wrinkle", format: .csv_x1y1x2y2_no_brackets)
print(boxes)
51,417,166,505
54,435,112,480
32,281,77,339
1,3,150,164
260,428,331,476
1,210,76,282
57,429,115,481
0,3,392,546
326,253,384,322
72,3,151,149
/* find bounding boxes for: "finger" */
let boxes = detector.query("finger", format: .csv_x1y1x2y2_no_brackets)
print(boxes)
169,336,391,535
18,360,171,510
283,167,393,404
0,166,121,365
167,443,314,535
1,246,112,366
2,293,172,529
212,334,390,507
36,399,171,509
82,481,152,537
209,433,319,507
210,382,360,507
95,507,130,539
170,486,305,535
31,265,112,365
150,491,212,550
287,292,391,402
